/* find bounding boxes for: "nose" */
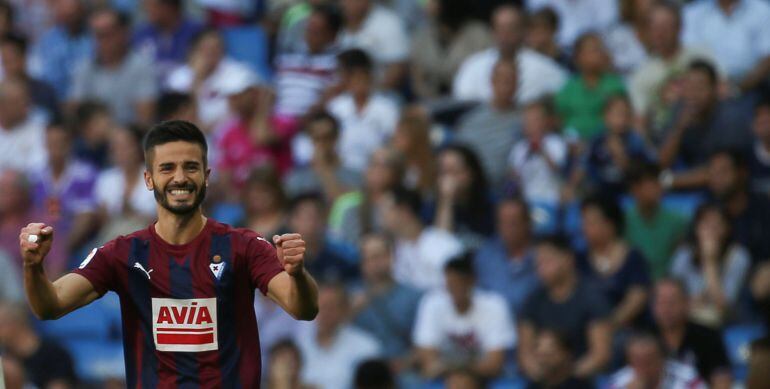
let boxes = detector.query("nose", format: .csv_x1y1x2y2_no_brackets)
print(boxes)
172,166,186,184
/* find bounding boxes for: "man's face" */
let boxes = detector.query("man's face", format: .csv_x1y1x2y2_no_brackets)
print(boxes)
0,170,25,216
492,7,524,54
497,201,529,247
0,44,24,77
45,127,72,166
144,0,173,26
360,236,392,283
535,244,569,287
305,13,334,53
445,270,474,309
652,282,688,329
753,106,770,143
91,12,128,61
0,81,29,126
627,340,664,384
316,287,347,334
708,154,739,199
491,62,517,103
648,6,679,55
341,0,370,20
144,141,209,216
535,332,569,375
631,178,663,209
682,70,715,111
308,119,337,157
288,200,324,241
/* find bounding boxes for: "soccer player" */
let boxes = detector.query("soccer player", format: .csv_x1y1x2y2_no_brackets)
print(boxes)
18,120,319,387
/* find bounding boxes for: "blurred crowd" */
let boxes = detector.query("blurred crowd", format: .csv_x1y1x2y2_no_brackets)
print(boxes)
1,0,770,388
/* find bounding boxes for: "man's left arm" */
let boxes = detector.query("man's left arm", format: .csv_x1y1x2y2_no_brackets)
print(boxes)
266,234,319,321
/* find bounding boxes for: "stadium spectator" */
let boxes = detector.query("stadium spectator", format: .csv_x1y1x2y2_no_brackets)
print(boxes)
287,193,358,283
353,359,395,389
652,279,732,389
750,261,770,325
0,249,21,302
69,8,157,125
214,67,296,187
30,0,91,100
473,197,539,314
434,145,495,246
602,0,651,77
155,92,198,123
254,295,304,379
453,5,566,104
0,303,77,389
455,59,522,188
624,163,688,280
508,99,567,206
526,0,618,50
749,98,770,195
274,4,341,119
328,49,399,173
0,78,46,172
670,203,750,325
518,234,612,379
166,29,253,130
0,33,58,119
338,0,409,91
32,121,98,277
133,0,203,83
706,149,770,261
352,233,421,369
285,112,360,202
238,168,290,238
0,354,26,389
524,7,571,69
658,61,752,182
629,1,718,138
526,329,592,389
382,187,463,290
578,195,651,328
275,0,331,54
0,169,34,266
577,94,652,199
747,337,770,389
70,101,113,169
390,106,436,197
297,283,381,389
555,32,626,142
266,340,310,389
444,369,484,389
682,0,770,89
409,0,491,99
413,254,516,380
608,332,705,389
94,125,156,243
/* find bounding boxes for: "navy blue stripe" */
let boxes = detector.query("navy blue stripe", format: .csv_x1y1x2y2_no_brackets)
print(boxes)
211,233,242,389
127,238,157,389
121,293,137,389
170,257,200,389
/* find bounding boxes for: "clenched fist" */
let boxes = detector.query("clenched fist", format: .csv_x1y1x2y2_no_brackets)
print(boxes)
273,233,306,277
19,223,54,267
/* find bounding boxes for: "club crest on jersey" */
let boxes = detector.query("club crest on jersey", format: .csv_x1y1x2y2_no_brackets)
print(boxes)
209,255,225,280
151,298,218,352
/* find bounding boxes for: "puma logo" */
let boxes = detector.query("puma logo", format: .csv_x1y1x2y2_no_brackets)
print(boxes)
133,262,154,280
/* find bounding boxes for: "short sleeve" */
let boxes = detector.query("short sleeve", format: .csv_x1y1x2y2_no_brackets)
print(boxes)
71,241,118,296
412,293,443,348
478,295,516,351
242,231,285,295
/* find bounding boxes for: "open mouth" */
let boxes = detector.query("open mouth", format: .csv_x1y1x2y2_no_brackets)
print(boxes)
167,187,195,201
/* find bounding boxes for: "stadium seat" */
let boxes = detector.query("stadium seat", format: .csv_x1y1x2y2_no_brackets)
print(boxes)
65,339,125,382
724,323,766,381
221,26,272,81
661,192,705,219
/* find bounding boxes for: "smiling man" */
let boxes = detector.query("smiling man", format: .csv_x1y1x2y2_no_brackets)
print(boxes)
18,120,319,388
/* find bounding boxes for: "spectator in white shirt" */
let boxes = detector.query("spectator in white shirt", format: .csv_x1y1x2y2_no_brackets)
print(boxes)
327,49,399,173
609,333,705,389
413,254,516,380
527,0,618,50
0,78,46,172
297,283,381,389
453,4,567,104
682,0,770,89
382,187,464,291
508,99,567,206
339,0,409,90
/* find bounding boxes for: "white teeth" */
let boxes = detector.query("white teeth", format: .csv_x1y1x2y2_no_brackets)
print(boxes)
170,189,191,195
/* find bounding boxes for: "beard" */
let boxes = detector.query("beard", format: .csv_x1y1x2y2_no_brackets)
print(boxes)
153,181,207,216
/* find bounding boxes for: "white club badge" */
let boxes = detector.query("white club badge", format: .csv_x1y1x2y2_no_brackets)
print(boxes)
209,255,225,280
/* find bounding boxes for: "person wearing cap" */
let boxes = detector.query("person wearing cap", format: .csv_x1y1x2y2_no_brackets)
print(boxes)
213,66,299,202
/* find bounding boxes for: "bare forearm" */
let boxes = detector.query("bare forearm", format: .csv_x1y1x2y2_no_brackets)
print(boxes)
472,351,505,378
611,289,647,328
24,264,64,320
284,269,319,320
435,199,454,232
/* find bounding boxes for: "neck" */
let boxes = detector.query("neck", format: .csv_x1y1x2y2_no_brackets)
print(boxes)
661,323,686,349
100,50,126,67
504,239,529,259
638,202,660,219
50,161,67,178
399,219,423,241
10,330,39,358
660,42,680,60
454,298,472,314
718,0,737,13
548,272,576,302
583,71,602,86
491,97,515,111
154,210,207,245
498,46,517,60
591,238,619,256
543,365,573,386
353,93,369,110
158,16,181,33
367,277,394,294
726,190,748,216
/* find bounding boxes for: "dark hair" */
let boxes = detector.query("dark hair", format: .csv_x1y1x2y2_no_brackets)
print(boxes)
75,100,110,126
439,144,492,227
360,232,395,254
535,233,574,254
688,202,734,264
626,331,666,355
688,59,718,86
312,4,343,35
268,339,302,362
156,92,193,122
603,93,631,114
498,196,532,227
338,48,373,74
354,359,394,389
524,96,557,117
573,31,604,58
626,162,661,186
92,7,131,29
528,6,559,31
288,192,326,215
538,327,576,356
650,1,682,29
0,1,14,25
190,28,223,54
0,32,26,54
119,124,147,162
581,194,625,237
437,0,474,32
156,0,183,9
756,96,770,114
710,148,748,171
390,186,422,218
143,120,208,168
46,116,75,138
654,277,689,299
444,251,475,277
244,166,287,211
306,110,340,138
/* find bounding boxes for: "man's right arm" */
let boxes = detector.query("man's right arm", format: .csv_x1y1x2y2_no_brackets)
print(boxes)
20,223,100,320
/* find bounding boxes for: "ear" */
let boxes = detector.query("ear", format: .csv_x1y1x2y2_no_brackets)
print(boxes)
144,169,154,191
205,167,211,187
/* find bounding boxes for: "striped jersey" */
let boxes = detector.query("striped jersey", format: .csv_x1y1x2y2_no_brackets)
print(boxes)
73,218,284,388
